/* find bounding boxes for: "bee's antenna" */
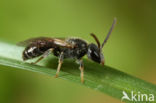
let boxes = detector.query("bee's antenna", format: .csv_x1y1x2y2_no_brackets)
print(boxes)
101,18,117,49
90,33,101,48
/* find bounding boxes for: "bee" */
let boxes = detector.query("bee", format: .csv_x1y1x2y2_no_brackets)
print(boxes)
18,18,116,83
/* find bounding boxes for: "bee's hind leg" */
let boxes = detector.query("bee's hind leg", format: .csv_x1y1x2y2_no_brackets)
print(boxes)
31,48,54,64
55,52,64,78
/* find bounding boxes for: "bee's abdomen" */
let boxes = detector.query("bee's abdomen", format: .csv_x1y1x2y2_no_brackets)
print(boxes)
22,45,47,60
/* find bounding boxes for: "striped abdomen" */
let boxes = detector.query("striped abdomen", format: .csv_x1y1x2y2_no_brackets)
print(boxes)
22,44,51,60
21,37,75,60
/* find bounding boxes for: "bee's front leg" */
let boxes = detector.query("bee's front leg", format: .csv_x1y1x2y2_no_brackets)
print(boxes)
77,59,84,83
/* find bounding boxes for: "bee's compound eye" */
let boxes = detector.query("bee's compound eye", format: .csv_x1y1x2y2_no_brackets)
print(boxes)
87,43,101,63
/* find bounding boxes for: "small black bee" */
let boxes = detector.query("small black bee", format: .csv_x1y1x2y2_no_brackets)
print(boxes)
18,18,116,83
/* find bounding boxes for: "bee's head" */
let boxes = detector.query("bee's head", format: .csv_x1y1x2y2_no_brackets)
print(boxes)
87,43,104,65
87,18,116,65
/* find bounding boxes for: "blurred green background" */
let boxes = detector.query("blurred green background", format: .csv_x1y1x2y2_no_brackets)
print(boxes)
0,0,156,103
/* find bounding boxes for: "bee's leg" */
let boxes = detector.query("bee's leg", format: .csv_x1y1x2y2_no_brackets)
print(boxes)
31,48,53,64
78,59,84,83
55,52,64,78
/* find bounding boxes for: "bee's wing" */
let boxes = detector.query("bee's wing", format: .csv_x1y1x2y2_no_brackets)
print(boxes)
17,37,52,46
17,37,74,48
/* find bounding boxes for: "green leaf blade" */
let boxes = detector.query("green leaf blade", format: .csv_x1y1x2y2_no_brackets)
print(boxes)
0,42,156,102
